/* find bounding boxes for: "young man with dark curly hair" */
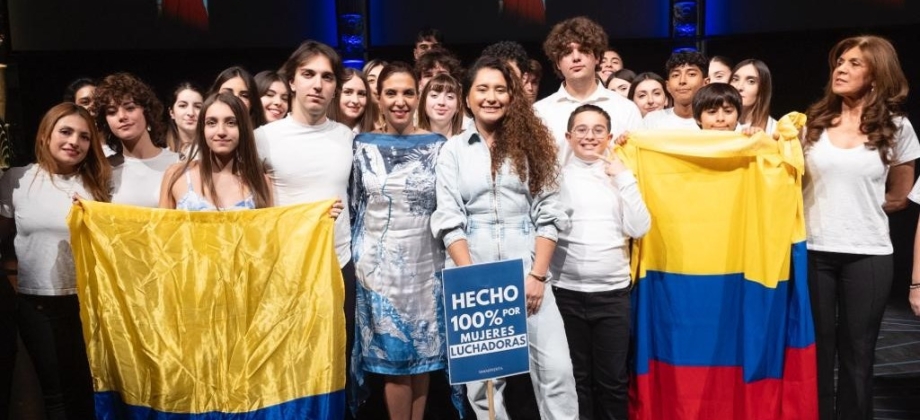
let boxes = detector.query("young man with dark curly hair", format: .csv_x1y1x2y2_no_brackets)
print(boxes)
534,16,642,165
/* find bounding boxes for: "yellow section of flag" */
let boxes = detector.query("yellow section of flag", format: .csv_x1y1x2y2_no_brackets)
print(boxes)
616,113,807,288
68,200,344,414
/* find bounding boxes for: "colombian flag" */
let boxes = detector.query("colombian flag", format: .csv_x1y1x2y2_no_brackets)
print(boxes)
68,200,345,419
619,114,817,420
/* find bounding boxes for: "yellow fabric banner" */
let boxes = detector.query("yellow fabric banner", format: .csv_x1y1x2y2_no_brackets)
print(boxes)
616,112,808,288
68,201,345,416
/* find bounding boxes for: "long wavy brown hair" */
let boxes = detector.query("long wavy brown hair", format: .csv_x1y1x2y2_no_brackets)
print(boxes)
35,103,112,202
463,56,559,196
804,35,908,164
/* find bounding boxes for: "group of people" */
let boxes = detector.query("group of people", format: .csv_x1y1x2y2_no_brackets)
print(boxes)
0,13,917,420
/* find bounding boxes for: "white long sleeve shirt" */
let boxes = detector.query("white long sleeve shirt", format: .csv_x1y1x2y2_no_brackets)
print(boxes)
550,157,651,292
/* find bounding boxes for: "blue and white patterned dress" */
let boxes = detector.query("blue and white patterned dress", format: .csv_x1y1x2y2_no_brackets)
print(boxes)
350,132,447,380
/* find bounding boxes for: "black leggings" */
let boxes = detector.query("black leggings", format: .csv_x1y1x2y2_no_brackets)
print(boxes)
16,294,95,420
807,251,891,420
0,280,15,420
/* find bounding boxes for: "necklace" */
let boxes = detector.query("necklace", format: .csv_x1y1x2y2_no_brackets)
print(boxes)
48,171,80,200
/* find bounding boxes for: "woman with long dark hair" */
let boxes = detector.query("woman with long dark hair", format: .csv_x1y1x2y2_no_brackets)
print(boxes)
431,55,577,420
160,92,272,210
802,35,920,420
730,59,776,133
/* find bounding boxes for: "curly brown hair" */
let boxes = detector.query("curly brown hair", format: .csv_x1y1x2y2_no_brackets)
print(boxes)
542,16,609,79
463,56,559,196
93,72,167,153
804,35,908,164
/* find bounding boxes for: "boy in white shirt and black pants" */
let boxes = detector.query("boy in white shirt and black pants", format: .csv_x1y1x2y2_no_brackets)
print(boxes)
551,104,651,420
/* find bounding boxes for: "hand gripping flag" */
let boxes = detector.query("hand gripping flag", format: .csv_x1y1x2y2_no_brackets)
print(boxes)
68,200,345,419
619,113,817,420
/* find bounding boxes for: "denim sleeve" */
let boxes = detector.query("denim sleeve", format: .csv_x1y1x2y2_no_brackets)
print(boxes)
431,139,467,247
531,177,572,242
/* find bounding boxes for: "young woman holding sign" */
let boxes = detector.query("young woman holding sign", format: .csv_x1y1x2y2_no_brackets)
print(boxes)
431,55,577,420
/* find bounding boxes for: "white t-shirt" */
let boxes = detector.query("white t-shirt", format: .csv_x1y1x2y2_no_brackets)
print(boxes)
0,165,90,295
804,116,920,254
642,108,701,130
110,148,180,207
255,117,355,267
534,82,642,163
102,143,118,157
550,158,650,292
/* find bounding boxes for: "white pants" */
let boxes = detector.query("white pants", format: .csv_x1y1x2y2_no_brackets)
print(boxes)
466,286,578,419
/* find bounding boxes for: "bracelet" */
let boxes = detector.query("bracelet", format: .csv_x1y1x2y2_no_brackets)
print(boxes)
528,272,548,283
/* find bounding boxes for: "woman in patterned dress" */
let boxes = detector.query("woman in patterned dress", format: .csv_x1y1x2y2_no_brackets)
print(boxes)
349,61,448,420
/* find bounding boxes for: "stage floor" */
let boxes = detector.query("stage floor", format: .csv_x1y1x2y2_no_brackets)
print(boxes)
873,300,920,420
7,301,920,419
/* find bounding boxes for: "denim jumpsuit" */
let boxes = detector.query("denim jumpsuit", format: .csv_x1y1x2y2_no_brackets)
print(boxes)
431,129,578,420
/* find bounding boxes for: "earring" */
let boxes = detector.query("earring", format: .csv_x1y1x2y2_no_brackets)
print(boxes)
147,125,152,132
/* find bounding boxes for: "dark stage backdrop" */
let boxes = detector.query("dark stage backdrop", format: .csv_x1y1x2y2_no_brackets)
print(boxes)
369,0,669,45
706,0,920,37
6,0,337,50
370,0,920,46
8,0,920,49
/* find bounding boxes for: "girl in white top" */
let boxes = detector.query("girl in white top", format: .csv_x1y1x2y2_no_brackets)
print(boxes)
550,104,650,420
160,93,273,211
0,103,112,419
94,72,180,207
801,35,920,420
730,59,778,135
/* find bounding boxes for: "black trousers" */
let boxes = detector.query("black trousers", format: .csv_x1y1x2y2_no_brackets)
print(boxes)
0,279,15,420
553,286,631,420
341,260,357,420
807,251,891,420
16,294,95,420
